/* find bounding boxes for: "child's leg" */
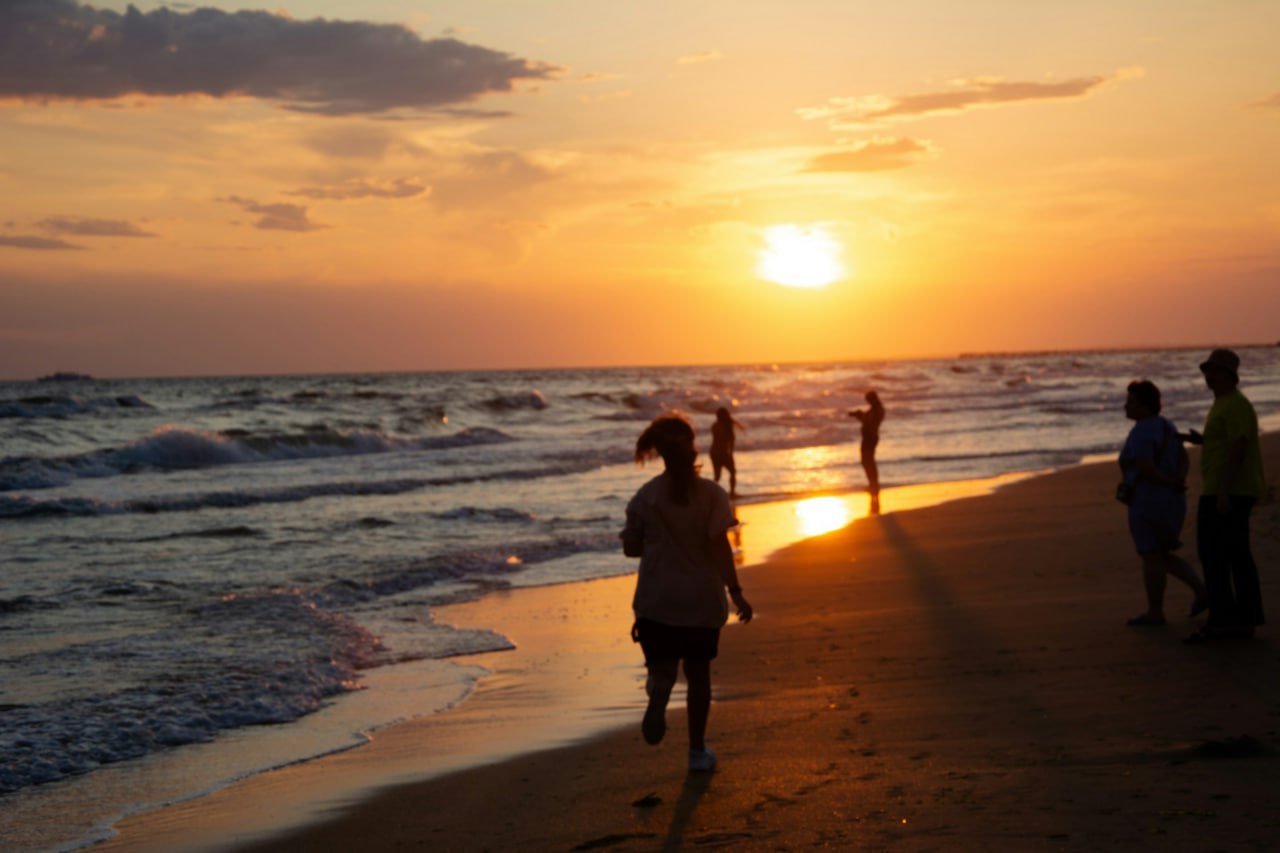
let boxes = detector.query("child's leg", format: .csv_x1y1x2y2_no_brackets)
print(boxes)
682,658,712,752
643,660,678,745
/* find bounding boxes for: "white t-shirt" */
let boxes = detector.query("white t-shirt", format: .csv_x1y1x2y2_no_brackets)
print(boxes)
624,473,737,628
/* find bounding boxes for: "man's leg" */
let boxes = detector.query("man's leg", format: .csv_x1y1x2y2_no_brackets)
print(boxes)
1198,496,1236,628
1226,496,1264,627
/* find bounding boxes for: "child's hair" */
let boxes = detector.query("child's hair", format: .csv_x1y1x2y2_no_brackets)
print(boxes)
715,406,731,424
635,413,698,504
1127,379,1161,414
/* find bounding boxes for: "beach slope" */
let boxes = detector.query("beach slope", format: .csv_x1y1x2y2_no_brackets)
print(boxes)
121,437,1280,851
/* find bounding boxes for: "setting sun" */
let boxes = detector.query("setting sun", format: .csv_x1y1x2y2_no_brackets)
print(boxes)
757,225,846,289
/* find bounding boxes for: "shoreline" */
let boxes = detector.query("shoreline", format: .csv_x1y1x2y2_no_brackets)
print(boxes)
222,433,1278,851
82,473,1032,852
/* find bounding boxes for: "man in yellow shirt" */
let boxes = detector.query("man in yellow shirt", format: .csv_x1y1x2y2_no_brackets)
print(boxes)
1185,349,1266,642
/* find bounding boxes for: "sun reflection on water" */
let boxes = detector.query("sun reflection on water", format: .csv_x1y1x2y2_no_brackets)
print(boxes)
793,496,853,537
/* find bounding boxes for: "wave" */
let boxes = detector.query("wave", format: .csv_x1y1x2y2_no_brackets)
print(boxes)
481,390,548,411
0,455,613,521
433,506,537,523
139,525,264,541
0,424,512,491
0,592,376,795
0,394,153,419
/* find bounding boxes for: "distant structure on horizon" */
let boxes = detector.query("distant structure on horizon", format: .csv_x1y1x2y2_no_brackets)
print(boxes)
37,371,94,382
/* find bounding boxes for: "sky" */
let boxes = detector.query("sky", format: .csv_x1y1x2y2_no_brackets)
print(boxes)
2,0,1278,378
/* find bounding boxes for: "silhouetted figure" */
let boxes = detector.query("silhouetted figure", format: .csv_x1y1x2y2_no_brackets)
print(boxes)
1117,380,1206,626
849,390,884,513
620,413,752,773
1183,349,1266,643
709,407,743,497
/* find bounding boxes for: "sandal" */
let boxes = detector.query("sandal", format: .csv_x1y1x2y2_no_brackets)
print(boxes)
1126,613,1166,627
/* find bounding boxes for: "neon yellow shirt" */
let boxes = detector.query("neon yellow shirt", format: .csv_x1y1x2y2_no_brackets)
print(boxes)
1200,390,1265,497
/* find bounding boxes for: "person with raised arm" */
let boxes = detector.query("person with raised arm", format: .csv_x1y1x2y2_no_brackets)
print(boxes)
849,390,885,513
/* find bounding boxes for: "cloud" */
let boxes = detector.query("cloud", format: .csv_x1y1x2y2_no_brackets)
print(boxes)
303,126,408,160
0,234,83,250
223,197,325,231
803,137,934,172
288,178,428,201
677,50,723,65
799,71,1134,127
428,150,554,208
1250,92,1280,112
39,216,155,237
0,0,557,116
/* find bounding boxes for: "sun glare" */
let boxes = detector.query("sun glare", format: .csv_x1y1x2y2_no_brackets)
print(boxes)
793,496,853,537
757,224,845,288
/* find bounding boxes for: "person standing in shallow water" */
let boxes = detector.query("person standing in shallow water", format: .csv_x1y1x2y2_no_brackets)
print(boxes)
1184,349,1267,643
709,407,743,497
1117,380,1207,627
620,413,752,774
849,390,885,513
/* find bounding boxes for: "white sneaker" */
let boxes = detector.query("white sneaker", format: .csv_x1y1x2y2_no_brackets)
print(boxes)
688,747,717,773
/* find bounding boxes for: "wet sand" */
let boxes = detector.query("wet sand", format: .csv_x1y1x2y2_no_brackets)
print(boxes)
100,441,1280,851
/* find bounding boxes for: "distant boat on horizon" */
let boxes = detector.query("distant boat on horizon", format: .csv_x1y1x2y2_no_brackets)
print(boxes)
36,371,94,382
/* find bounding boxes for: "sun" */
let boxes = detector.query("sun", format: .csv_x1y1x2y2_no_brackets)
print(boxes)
757,224,846,288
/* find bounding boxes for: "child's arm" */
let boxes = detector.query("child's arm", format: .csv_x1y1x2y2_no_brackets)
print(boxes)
712,532,752,622
620,510,644,557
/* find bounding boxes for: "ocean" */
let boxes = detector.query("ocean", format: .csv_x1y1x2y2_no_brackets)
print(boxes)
3,346,1278,849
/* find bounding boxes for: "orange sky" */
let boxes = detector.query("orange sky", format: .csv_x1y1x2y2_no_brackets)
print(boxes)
2,1,1278,378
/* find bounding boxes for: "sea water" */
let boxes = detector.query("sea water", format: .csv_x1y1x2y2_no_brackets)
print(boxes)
2,347,1278,848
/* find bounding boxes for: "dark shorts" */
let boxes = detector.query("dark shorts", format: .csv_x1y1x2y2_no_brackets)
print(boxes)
1128,511,1183,555
634,618,720,665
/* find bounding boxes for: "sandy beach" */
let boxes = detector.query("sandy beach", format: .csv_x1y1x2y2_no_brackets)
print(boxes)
97,436,1280,852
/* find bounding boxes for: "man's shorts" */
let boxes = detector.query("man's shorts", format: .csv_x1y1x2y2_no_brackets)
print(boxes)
634,617,720,664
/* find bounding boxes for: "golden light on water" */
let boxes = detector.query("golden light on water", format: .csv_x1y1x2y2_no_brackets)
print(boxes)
757,224,845,288
793,496,853,537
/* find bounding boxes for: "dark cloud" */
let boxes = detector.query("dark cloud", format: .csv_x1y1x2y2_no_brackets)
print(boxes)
40,216,155,237
801,72,1134,127
0,234,83,250
222,196,325,232
803,138,933,172
288,178,428,200
0,1,557,116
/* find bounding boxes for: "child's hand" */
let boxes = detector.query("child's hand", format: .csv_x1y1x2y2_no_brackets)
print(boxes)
730,588,753,623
